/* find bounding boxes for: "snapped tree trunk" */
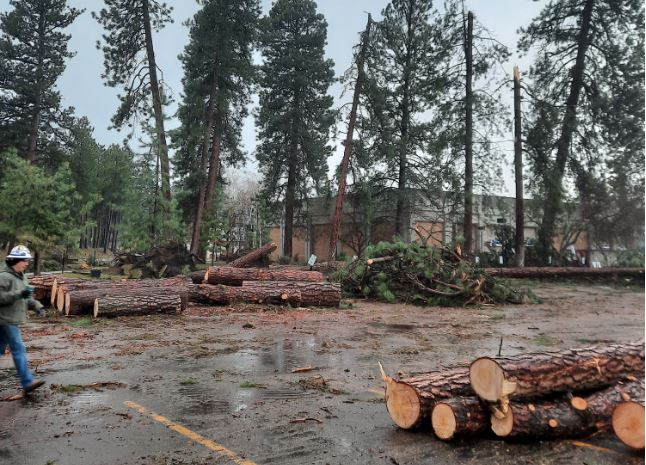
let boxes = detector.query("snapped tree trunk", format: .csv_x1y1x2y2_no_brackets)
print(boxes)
483,266,644,279
463,11,474,256
513,65,525,267
328,15,372,261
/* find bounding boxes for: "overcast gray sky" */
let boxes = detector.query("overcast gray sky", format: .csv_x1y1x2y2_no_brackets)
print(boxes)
2,0,546,193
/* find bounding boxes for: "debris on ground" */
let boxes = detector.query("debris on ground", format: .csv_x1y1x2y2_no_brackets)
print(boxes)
333,240,532,305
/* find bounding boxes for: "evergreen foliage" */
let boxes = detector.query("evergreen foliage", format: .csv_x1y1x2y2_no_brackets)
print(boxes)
520,0,644,261
333,239,532,306
255,0,335,258
93,0,174,208
0,0,82,163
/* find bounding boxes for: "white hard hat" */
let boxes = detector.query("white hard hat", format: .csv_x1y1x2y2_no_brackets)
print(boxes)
6,245,33,260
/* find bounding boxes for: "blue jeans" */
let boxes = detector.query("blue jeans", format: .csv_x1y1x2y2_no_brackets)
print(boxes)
0,325,33,389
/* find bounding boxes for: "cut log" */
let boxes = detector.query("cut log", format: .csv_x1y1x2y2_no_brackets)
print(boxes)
383,367,474,429
188,284,301,307
64,278,191,315
241,281,340,307
469,342,644,403
229,242,277,268
50,278,85,306
204,267,324,286
93,292,182,318
483,266,644,279
613,401,645,449
491,380,645,439
190,270,206,284
431,397,489,440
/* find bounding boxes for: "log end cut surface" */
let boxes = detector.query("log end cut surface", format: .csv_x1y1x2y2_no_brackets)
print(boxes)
470,357,506,402
385,378,421,429
612,401,645,449
431,403,457,440
491,408,514,437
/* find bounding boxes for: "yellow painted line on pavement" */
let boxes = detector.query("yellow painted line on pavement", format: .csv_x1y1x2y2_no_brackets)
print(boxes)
124,401,257,465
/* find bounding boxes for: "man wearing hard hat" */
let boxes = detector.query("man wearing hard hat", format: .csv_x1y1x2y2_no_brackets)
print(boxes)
0,245,46,395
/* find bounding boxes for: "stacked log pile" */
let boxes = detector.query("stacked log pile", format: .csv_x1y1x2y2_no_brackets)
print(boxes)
383,341,645,449
30,243,340,317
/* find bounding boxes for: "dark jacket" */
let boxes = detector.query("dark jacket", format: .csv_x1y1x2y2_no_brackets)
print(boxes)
0,264,43,325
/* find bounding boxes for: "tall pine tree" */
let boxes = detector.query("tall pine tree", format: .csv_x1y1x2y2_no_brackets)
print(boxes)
173,0,259,258
93,0,173,212
520,0,644,262
0,0,82,164
255,0,335,259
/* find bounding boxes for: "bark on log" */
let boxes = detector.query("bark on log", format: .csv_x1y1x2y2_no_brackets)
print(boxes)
190,270,206,284
188,284,301,307
613,401,645,449
93,292,182,318
64,278,191,315
483,267,644,279
491,380,645,439
205,267,324,286
229,242,277,268
383,367,474,429
241,281,340,307
469,342,644,403
431,397,489,440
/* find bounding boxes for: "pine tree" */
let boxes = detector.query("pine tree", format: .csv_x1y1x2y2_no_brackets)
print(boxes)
93,0,173,212
519,0,644,262
0,0,82,164
255,0,335,259
173,0,260,258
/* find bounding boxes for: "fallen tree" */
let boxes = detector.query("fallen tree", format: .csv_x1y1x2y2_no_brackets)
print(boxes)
229,242,277,268
334,240,531,305
483,267,644,280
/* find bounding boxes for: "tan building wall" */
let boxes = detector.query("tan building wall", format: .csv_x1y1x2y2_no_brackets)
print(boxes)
413,222,444,246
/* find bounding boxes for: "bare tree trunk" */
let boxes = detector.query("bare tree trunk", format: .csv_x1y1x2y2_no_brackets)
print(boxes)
190,62,220,256
329,15,372,261
463,11,474,255
513,66,525,267
284,127,298,259
26,9,46,163
537,0,595,263
142,0,171,211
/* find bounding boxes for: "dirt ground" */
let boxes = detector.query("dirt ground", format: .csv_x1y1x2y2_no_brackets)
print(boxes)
0,281,644,465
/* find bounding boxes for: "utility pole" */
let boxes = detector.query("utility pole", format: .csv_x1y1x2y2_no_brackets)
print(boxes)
328,14,372,261
513,65,525,267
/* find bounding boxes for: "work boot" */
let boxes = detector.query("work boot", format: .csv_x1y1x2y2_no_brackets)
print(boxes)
23,379,45,395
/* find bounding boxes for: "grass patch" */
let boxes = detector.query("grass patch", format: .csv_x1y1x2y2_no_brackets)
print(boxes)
239,381,261,388
67,317,94,328
179,378,198,386
533,334,559,346
54,384,83,393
